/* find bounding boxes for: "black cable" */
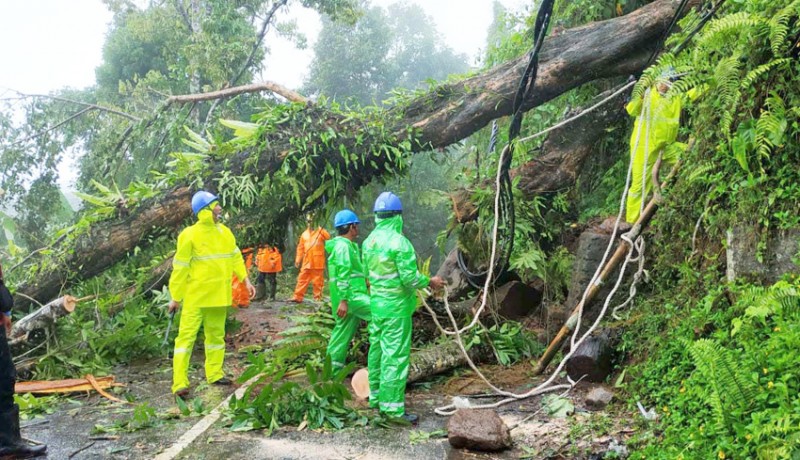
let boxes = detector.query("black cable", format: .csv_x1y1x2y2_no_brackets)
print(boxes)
456,0,556,289
671,0,726,56
643,0,691,69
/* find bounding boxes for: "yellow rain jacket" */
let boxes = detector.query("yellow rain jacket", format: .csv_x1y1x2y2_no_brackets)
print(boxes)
625,86,698,223
169,208,247,307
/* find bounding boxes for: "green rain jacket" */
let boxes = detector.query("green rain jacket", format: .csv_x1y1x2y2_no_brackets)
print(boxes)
362,215,429,318
325,236,369,306
169,207,247,308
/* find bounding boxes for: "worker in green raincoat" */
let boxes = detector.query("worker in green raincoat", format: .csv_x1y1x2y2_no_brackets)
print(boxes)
168,191,255,398
325,209,373,371
625,69,698,223
362,192,444,424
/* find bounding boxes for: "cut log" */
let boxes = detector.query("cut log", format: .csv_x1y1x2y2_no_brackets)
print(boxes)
425,277,544,323
408,341,490,384
9,295,78,347
566,333,614,383
15,0,691,308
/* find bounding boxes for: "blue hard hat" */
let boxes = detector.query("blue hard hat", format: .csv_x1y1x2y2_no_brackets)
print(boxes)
334,209,360,228
191,191,218,215
373,192,402,213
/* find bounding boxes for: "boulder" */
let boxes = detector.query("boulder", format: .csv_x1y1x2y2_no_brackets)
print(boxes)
584,386,614,410
494,280,543,319
726,225,800,283
435,249,474,301
554,223,632,335
447,409,512,452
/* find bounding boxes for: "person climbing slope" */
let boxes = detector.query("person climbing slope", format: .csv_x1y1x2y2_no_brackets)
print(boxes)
625,68,699,223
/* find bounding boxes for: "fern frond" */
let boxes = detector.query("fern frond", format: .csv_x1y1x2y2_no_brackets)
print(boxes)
698,12,767,49
768,0,800,55
742,59,792,89
712,54,743,136
690,339,758,435
754,95,787,164
686,162,716,185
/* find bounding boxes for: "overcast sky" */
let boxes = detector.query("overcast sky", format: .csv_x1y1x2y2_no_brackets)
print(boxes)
0,0,530,191
0,0,530,95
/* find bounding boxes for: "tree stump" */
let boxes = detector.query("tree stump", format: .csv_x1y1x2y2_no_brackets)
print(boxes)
566,333,614,383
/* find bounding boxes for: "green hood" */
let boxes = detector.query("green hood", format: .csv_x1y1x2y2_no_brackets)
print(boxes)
374,214,403,233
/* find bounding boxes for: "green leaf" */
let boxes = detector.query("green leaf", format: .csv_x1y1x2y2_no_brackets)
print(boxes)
542,394,574,418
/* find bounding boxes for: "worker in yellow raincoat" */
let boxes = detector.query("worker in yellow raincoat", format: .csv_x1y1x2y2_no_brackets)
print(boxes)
168,191,255,397
625,70,698,223
291,215,330,303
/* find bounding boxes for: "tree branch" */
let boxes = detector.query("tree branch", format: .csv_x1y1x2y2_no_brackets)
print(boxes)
167,81,308,105
13,107,94,147
202,0,290,128
230,0,288,88
16,93,141,122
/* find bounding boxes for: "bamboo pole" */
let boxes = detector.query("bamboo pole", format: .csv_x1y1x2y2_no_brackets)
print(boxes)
532,157,685,375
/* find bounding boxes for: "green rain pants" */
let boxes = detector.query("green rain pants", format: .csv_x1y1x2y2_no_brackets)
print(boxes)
367,316,412,416
172,306,227,393
326,293,372,370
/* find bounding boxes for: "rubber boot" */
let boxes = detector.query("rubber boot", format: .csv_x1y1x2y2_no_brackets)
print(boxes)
0,404,47,458
254,281,266,301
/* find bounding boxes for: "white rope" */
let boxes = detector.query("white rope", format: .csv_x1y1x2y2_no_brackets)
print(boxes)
569,87,651,349
426,81,659,417
515,81,636,145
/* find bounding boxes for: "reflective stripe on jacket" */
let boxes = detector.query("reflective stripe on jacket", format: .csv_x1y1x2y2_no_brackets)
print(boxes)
295,228,330,270
362,215,429,318
325,236,368,305
169,208,247,308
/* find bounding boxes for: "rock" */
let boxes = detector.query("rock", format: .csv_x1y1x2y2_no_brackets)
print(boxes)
726,225,800,283
494,280,543,319
447,409,512,452
555,226,633,335
584,386,614,410
435,249,474,301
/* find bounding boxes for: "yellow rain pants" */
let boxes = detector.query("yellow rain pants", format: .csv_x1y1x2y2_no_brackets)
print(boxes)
171,306,227,393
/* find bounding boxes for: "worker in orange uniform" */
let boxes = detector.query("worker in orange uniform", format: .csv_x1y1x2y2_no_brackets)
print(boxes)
291,215,330,303
255,244,283,301
232,247,255,308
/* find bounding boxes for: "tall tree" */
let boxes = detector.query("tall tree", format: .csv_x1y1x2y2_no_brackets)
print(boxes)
304,3,468,105
0,0,359,247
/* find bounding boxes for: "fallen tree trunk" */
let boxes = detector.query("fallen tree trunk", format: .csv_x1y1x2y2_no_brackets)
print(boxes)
14,0,689,307
9,295,78,347
16,186,190,308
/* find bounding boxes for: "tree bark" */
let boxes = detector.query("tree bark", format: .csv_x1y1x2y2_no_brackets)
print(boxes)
16,186,190,307
565,331,617,383
14,0,687,307
408,341,489,384
451,85,631,223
